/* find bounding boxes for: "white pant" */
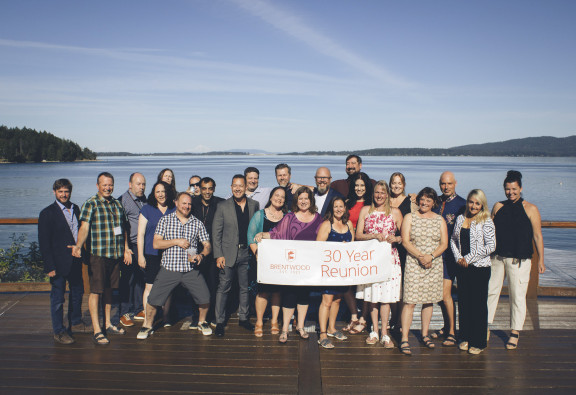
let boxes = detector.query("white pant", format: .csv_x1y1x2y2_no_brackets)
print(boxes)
487,255,531,331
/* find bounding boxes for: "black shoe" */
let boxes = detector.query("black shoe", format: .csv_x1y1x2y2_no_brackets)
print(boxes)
54,332,75,345
239,320,255,331
215,323,225,337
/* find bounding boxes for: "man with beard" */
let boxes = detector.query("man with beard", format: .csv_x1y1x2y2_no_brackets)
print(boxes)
331,154,376,197
314,167,343,216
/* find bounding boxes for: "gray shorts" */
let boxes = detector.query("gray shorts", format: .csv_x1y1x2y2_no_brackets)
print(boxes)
148,266,210,307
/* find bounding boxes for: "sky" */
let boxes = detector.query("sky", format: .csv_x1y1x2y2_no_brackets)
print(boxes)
0,0,575,153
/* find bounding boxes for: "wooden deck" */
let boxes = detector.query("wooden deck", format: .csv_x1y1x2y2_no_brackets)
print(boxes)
1,293,576,394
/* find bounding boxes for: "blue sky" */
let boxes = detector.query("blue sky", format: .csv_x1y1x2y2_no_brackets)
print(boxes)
1,0,574,153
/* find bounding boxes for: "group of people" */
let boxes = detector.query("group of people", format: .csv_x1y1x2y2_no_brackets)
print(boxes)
38,155,545,356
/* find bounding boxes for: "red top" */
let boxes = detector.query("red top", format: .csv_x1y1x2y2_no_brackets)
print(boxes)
348,201,365,229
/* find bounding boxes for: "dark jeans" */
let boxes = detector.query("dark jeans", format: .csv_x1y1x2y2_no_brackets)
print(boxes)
117,251,145,318
50,263,84,335
457,265,491,349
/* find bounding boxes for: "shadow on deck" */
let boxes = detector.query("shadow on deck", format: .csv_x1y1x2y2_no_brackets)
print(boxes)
1,293,576,394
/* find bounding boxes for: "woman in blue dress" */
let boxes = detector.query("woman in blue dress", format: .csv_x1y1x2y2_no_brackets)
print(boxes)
316,197,355,349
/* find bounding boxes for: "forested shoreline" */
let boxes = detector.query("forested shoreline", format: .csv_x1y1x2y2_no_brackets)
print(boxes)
0,126,96,163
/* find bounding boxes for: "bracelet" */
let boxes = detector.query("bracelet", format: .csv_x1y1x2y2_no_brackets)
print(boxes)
429,253,435,260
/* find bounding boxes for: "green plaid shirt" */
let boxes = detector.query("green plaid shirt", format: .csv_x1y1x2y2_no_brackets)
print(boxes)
79,194,127,259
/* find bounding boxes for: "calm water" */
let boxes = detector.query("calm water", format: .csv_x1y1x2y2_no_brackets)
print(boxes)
1,155,575,254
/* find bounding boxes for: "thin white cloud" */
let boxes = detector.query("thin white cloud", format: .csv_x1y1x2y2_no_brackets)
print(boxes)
228,0,414,88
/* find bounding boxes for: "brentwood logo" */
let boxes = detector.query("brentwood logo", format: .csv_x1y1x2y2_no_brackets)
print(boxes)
285,249,296,262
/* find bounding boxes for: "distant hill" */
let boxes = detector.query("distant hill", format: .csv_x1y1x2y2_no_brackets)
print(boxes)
0,125,97,163
283,135,576,157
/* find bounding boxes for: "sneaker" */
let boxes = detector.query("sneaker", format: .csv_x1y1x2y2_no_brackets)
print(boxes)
197,321,213,336
120,313,134,327
54,332,75,345
188,321,198,330
137,327,154,340
133,311,145,321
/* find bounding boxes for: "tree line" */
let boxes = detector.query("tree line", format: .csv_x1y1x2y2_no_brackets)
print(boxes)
0,125,97,163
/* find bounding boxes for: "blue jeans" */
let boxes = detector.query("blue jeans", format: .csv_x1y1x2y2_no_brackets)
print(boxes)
50,263,84,334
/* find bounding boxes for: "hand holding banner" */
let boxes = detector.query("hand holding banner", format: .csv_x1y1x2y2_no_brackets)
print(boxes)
257,239,393,286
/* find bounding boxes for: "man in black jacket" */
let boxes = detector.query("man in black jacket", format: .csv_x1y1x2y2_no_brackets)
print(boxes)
38,179,84,345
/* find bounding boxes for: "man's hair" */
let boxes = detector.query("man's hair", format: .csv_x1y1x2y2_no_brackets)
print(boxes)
200,177,216,188
232,174,246,184
53,178,73,191
346,154,362,164
189,175,201,183
275,163,291,174
244,167,259,176
175,191,192,202
97,172,114,184
129,172,144,182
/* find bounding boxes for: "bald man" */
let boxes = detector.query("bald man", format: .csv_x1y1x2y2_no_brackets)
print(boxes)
314,167,343,216
431,171,466,346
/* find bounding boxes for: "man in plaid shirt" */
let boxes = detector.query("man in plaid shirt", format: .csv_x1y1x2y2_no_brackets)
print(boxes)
71,172,132,345
137,192,213,339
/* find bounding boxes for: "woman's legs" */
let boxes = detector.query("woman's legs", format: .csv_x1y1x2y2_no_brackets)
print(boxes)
421,303,434,338
380,303,391,338
319,294,334,341
270,292,281,326
401,303,415,343
255,292,269,327
328,296,341,334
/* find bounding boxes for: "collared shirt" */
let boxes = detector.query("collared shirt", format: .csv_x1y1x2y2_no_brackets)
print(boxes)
247,186,272,209
434,193,466,264
79,194,127,259
155,212,210,272
55,200,78,242
120,190,147,246
234,200,249,245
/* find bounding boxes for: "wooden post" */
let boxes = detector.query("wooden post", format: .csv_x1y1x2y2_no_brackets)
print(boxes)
527,242,539,299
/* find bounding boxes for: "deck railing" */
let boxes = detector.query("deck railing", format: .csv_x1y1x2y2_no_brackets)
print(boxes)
1,218,575,297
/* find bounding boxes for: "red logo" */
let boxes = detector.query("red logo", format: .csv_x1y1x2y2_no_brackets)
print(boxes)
285,249,296,262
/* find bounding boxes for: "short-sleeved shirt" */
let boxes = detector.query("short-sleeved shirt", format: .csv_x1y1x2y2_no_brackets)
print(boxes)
155,212,210,272
120,190,146,246
79,194,126,259
140,204,176,256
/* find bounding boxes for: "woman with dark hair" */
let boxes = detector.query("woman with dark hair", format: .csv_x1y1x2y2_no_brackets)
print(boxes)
256,186,323,343
137,181,176,324
315,197,355,349
157,168,176,195
399,187,448,355
248,187,287,337
355,181,403,348
341,172,373,334
487,170,544,350
451,189,496,355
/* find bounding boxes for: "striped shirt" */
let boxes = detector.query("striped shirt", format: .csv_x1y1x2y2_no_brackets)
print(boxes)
79,194,126,259
155,212,210,272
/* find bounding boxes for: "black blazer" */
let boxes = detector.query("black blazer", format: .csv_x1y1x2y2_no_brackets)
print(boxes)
314,188,344,217
38,201,82,276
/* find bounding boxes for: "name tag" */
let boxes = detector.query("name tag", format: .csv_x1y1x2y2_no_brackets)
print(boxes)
114,226,122,236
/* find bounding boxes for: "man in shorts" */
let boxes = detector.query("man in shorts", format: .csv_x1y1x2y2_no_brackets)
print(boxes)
72,172,132,345
137,192,213,339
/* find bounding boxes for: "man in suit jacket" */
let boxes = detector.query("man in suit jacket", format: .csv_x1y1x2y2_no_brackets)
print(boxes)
314,167,343,217
38,178,84,345
212,174,259,337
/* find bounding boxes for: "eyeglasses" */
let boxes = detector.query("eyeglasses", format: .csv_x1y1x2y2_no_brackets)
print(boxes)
189,182,200,187
315,176,331,180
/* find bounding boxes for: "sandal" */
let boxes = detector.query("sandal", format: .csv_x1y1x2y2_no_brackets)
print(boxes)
342,320,359,332
296,327,309,339
92,331,109,345
458,341,469,351
399,341,412,356
106,325,126,335
365,331,379,345
506,332,519,350
327,330,348,341
430,327,446,339
380,334,394,348
443,334,457,347
317,333,334,349
270,322,280,335
278,331,288,344
254,323,263,338
349,321,366,335
421,335,435,349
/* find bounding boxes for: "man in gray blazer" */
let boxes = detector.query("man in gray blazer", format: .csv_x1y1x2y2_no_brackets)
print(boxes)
212,174,260,337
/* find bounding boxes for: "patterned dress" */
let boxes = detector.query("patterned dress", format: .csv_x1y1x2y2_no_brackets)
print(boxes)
403,214,444,304
356,211,402,303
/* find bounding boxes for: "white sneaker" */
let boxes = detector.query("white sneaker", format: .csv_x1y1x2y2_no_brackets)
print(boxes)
137,327,154,340
198,321,212,336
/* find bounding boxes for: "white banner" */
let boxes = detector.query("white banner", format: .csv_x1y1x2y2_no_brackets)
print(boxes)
257,239,393,286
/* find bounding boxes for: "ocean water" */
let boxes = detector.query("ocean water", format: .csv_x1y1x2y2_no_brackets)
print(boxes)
1,155,574,256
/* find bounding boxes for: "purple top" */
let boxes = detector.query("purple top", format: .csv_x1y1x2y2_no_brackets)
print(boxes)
269,212,323,241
